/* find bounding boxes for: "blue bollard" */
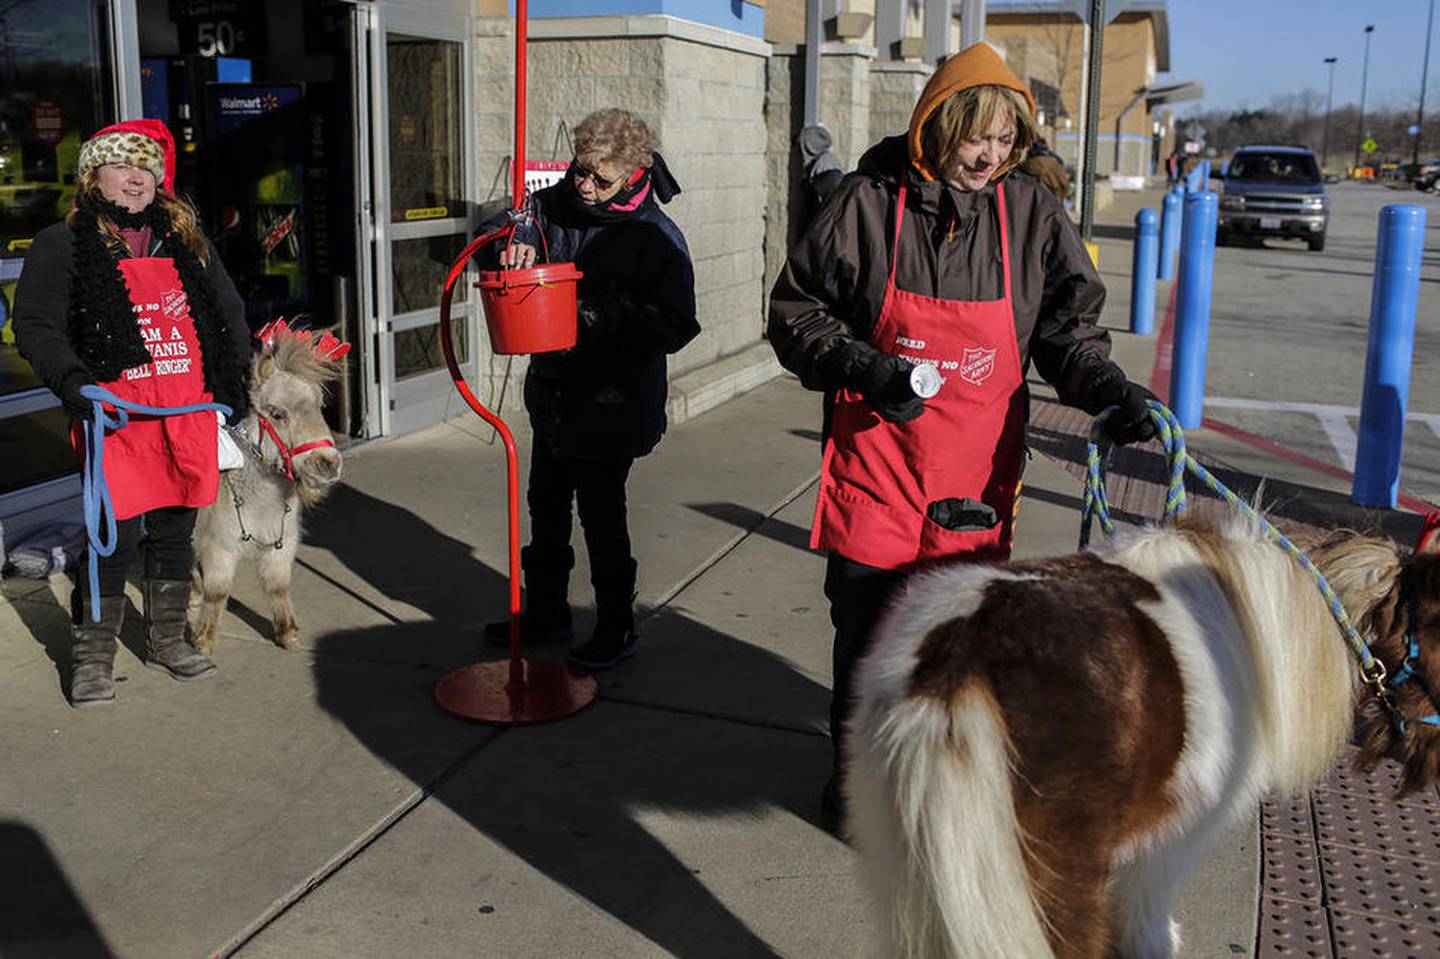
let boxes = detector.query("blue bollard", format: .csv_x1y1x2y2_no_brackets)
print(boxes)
1353,204,1429,508
1130,208,1159,334
1158,188,1183,280
1168,191,1219,429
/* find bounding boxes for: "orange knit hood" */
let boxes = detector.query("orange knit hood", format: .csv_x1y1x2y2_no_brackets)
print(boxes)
907,42,1037,183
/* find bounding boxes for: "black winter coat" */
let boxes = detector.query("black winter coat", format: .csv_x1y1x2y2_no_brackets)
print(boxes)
484,177,699,460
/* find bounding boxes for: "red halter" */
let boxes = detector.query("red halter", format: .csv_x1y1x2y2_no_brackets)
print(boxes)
255,414,335,483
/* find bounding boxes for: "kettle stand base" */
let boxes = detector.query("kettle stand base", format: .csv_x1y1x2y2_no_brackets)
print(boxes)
433,658,598,725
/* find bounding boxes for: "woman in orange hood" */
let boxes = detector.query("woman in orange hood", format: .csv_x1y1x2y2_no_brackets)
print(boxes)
767,43,1155,830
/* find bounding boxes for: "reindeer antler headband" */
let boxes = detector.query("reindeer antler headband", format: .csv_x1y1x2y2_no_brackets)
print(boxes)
255,318,352,360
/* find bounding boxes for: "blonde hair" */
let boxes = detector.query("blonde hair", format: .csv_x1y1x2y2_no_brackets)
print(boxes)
921,85,1037,182
573,108,659,172
66,168,209,264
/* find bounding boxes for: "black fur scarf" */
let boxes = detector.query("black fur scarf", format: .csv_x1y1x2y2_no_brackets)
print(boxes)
70,190,249,418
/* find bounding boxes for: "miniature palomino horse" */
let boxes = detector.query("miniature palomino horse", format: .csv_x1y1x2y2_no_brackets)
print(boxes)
848,512,1440,959
191,321,347,653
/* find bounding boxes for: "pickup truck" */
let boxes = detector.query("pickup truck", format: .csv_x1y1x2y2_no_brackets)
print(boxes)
1216,145,1330,252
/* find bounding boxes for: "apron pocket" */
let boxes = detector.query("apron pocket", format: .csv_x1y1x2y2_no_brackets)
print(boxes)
813,480,920,570
917,513,1007,565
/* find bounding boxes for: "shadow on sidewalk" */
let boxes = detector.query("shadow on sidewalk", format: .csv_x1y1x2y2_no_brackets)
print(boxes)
302,483,512,637
5,582,162,704
304,487,833,958
0,820,115,958
687,502,812,552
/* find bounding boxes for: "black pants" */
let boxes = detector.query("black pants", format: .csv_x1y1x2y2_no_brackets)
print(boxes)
824,552,906,779
528,442,634,600
78,505,197,605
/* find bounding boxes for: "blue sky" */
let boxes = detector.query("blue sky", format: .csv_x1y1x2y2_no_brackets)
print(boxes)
1163,0,1439,114
988,0,1440,114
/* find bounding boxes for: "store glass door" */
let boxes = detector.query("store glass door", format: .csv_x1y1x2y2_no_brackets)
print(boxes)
0,0,117,537
368,10,475,436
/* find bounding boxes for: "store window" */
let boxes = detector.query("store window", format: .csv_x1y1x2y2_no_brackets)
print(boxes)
0,0,116,496
386,32,468,382
387,33,464,222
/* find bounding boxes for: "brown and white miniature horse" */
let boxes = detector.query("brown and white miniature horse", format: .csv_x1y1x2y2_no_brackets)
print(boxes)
191,324,344,653
848,513,1440,959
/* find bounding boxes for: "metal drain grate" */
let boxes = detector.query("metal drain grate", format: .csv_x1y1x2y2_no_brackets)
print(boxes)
1256,896,1333,957
1312,789,1440,864
1318,842,1440,928
1258,748,1440,958
1328,908,1440,958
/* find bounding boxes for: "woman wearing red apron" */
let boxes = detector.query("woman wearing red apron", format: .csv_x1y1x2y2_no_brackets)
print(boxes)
768,43,1156,831
13,120,252,707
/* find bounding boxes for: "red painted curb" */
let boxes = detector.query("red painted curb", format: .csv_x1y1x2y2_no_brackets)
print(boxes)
1201,417,1437,515
1148,280,1178,402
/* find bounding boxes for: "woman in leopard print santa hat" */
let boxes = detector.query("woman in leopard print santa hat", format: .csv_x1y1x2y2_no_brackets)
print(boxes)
13,119,252,707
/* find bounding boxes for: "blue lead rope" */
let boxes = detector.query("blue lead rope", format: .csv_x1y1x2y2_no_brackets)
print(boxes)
78,384,232,623
1081,399,1383,680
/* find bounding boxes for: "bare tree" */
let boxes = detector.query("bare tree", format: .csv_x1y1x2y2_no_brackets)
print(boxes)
1035,17,1080,138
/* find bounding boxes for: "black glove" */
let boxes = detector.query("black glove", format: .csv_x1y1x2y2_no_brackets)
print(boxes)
856,352,923,423
1084,364,1157,445
926,497,999,532
58,371,97,421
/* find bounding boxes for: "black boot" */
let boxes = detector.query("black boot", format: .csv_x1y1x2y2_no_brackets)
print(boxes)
143,579,216,680
71,597,124,707
567,557,639,670
485,545,574,646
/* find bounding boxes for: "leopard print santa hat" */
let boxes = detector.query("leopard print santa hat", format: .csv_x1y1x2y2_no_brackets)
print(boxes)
77,119,176,192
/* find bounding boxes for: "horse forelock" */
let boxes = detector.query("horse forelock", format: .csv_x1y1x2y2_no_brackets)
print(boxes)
263,332,344,387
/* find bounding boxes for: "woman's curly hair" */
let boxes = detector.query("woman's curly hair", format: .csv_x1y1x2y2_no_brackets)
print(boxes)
573,108,659,172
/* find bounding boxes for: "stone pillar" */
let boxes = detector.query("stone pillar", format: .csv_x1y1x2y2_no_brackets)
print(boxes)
522,17,779,418
923,0,951,65
470,13,520,411
764,48,805,301
872,0,906,60
869,59,932,146
819,42,876,171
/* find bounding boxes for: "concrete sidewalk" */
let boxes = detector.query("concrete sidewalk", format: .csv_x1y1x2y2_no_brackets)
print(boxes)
2,186,1434,959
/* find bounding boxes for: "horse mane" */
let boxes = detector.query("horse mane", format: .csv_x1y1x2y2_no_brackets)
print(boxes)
262,329,344,387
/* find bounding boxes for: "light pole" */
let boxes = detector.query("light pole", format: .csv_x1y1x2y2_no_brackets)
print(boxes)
1414,0,1436,167
1323,56,1338,171
1355,24,1375,169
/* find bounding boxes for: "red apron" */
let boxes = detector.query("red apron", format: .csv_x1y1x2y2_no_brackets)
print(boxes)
72,257,219,520
811,182,1027,571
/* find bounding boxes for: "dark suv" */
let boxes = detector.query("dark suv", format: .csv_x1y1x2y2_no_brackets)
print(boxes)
1217,145,1330,251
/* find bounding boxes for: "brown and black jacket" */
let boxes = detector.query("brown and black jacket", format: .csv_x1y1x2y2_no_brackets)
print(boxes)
767,134,1117,413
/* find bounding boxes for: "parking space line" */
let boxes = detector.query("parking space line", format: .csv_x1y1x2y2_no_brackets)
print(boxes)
1314,412,1357,473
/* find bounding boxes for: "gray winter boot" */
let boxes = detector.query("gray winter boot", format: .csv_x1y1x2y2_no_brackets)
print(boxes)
71,597,124,707
142,579,216,681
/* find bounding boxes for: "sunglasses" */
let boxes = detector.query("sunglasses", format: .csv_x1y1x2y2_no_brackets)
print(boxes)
571,162,619,190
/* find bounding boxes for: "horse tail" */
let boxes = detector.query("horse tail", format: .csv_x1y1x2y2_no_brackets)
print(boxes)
848,683,1054,959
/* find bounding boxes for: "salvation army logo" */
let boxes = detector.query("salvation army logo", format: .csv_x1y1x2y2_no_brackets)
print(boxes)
958,346,997,386
160,289,188,319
